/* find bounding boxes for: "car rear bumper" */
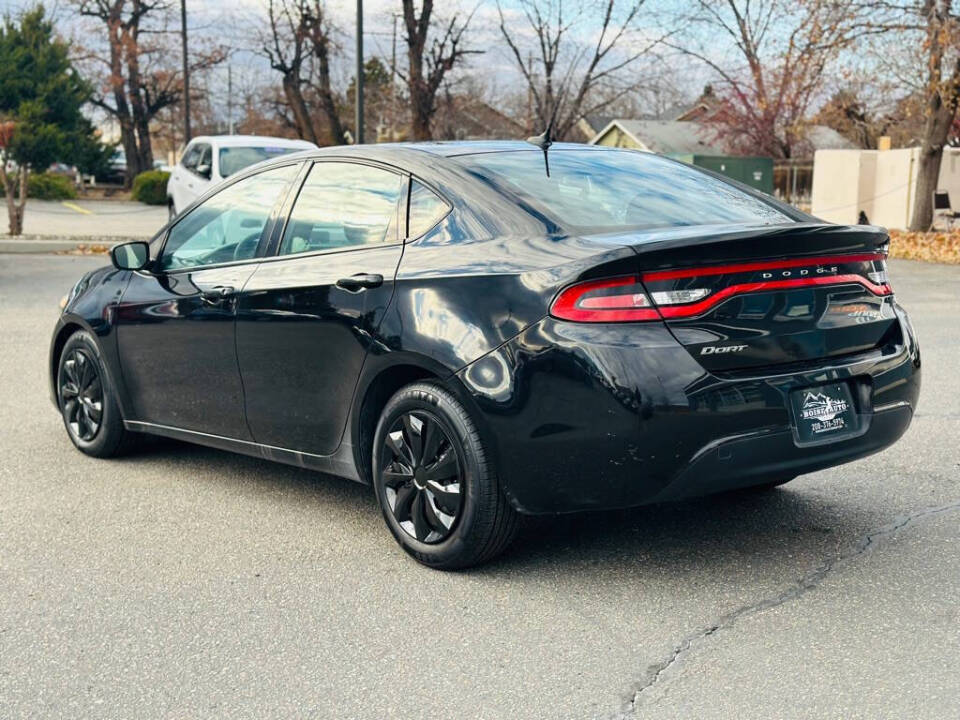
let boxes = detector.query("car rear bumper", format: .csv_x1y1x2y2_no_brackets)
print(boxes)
647,401,913,503
457,305,921,514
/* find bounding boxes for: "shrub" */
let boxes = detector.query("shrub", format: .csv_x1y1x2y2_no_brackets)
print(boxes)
131,170,170,205
27,172,77,200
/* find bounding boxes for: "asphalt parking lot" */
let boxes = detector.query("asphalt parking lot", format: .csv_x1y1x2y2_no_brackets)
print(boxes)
1,254,958,719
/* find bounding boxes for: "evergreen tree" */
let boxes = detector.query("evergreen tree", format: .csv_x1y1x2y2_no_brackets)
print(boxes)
0,5,108,235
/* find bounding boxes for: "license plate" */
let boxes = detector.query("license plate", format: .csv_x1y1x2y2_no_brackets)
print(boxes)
789,382,859,445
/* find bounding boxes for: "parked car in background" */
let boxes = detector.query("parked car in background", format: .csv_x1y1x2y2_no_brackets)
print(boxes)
103,149,126,185
166,135,317,220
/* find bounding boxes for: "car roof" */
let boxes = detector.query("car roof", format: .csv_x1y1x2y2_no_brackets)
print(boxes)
378,140,609,157
190,135,318,149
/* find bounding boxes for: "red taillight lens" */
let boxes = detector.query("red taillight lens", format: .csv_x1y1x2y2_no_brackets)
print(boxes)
552,254,893,323
550,277,660,322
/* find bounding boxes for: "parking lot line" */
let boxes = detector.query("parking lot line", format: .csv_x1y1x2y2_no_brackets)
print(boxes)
61,201,93,215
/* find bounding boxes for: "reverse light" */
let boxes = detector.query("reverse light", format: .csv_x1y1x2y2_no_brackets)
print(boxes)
650,288,710,305
867,269,889,286
550,277,660,322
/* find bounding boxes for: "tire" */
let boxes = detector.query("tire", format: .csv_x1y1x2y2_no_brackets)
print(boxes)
56,330,137,458
167,201,176,222
372,381,519,569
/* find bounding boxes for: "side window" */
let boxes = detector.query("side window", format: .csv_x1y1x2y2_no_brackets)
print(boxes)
195,144,212,175
161,163,298,271
279,162,403,256
181,144,201,170
407,180,450,239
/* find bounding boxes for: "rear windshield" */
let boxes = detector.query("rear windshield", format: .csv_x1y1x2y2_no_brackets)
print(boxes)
219,145,302,178
455,148,790,232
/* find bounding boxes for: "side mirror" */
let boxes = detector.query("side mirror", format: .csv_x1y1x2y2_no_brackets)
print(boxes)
110,241,150,271
196,163,211,179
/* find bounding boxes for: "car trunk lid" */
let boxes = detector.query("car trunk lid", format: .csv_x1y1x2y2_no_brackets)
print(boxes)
627,223,897,371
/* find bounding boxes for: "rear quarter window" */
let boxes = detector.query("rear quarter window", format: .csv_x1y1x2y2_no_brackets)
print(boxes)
407,180,450,239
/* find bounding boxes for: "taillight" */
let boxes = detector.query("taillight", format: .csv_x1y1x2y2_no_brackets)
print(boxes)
550,277,660,322
551,253,893,324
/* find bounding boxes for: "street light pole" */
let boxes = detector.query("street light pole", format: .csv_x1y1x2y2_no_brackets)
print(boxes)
180,0,191,144
355,0,364,144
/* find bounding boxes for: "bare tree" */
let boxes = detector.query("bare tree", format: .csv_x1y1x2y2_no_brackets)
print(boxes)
670,0,862,160
260,0,347,145
302,1,347,144
261,0,318,144
400,0,480,140
497,0,663,140
902,0,960,229
74,0,184,184
814,88,882,149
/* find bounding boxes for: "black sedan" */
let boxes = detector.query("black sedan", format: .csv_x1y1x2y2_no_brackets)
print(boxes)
50,142,921,568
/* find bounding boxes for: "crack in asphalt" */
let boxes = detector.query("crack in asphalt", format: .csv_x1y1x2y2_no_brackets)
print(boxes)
618,498,960,718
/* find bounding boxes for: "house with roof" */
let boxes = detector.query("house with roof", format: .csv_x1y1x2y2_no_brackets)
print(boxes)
588,118,775,193
588,114,854,204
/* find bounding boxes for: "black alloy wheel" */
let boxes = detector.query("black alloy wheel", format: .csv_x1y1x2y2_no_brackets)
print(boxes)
372,381,519,569
381,411,464,543
59,347,103,442
57,330,137,458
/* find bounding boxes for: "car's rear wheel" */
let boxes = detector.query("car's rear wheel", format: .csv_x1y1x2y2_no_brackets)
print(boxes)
372,381,519,569
57,330,136,458
167,200,176,222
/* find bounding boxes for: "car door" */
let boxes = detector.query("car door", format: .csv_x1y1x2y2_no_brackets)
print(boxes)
235,159,406,455
115,162,301,438
170,142,201,212
189,143,214,203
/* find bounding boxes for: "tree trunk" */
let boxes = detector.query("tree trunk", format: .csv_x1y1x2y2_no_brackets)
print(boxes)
315,44,346,145
403,0,433,141
910,98,954,231
282,75,319,145
2,165,27,236
119,119,139,189
410,86,432,140
125,24,153,180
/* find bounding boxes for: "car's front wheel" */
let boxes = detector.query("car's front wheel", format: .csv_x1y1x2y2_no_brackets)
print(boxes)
372,381,519,569
57,330,137,458
167,200,176,222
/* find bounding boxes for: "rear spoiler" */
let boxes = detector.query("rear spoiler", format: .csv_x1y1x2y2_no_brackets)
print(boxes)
626,223,890,272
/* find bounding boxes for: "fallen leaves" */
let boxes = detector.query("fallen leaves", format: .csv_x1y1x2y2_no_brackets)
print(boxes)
888,230,960,264
56,243,110,255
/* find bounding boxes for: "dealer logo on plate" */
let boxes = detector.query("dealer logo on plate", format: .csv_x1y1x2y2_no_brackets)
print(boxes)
800,391,849,421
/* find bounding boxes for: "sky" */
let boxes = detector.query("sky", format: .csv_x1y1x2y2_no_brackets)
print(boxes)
0,0,720,130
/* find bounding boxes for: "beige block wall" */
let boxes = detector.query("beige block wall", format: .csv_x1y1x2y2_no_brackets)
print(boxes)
811,147,960,229
870,148,918,230
811,149,865,225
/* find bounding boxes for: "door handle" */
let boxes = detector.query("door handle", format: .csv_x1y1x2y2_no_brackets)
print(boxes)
201,285,235,304
336,273,383,291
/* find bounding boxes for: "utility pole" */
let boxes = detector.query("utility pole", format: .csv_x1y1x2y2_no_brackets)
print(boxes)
180,0,191,143
355,0,364,144
227,65,234,134
390,13,397,140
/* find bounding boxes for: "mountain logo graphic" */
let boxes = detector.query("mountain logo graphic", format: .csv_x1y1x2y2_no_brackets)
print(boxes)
801,391,848,421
